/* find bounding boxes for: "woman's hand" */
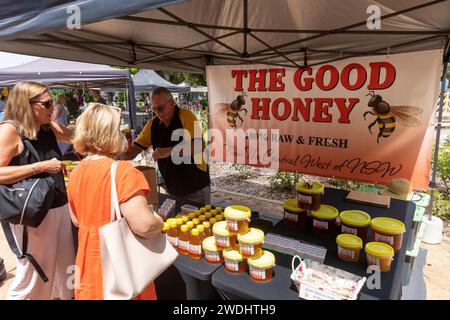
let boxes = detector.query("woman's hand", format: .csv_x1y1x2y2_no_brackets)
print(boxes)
35,159,63,174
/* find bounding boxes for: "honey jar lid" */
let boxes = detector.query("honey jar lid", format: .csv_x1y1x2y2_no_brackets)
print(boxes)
205,212,212,219
202,221,211,228
283,199,306,213
192,218,200,225
180,225,188,232
237,228,265,244
209,218,217,225
216,207,223,213
371,217,405,234
199,215,206,222
205,205,212,211
210,209,218,215
200,208,207,213
216,215,224,221
248,250,275,269
182,216,189,223
365,242,394,258
340,210,371,227
224,205,251,220
197,225,205,232
176,218,183,226
223,249,243,261
186,221,194,228
296,181,324,193
336,234,363,249
202,236,219,252
163,222,170,232
311,205,338,220
191,228,199,236
188,212,196,220
212,221,231,237
166,218,176,224
169,221,177,229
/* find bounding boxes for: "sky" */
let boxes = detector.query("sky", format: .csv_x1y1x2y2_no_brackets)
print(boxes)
0,51,38,68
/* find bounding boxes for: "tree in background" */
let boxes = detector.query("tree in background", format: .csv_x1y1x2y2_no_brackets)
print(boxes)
155,71,206,86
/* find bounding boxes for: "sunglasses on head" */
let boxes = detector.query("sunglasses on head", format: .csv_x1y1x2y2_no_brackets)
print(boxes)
30,99,53,109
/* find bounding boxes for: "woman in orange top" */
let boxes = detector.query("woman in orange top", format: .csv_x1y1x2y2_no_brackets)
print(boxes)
67,103,163,300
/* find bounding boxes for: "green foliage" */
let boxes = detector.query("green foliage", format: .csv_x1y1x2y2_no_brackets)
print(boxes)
437,138,450,193
431,189,450,220
269,171,301,192
231,164,253,179
112,66,139,75
155,71,206,86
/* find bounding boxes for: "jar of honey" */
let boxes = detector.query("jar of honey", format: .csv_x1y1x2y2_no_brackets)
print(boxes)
176,218,184,233
200,208,207,215
178,225,190,255
205,205,212,211
311,205,339,237
202,221,213,238
202,236,224,264
188,228,203,260
224,205,251,234
209,217,217,226
186,221,194,230
247,250,275,282
237,228,265,259
198,215,206,223
196,224,206,240
370,217,405,253
223,249,246,273
162,222,170,234
296,182,324,211
167,221,179,248
336,234,362,262
188,212,196,220
210,209,218,217
212,221,237,250
339,210,371,241
205,212,212,220
192,218,200,227
365,242,394,272
283,199,308,229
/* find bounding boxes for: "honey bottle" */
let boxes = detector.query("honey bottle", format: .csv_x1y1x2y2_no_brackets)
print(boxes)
178,225,190,255
204,212,212,220
209,217,217,226
186,221,194,230
205,205,212,211
182,216,189,225
198,215,206,223
176,218,184,233
202,221,213,238
188,212,196,220
192,218,200,228
210,209,218,217
167,221,179,248
188,228,203,260
197,225,206,241
162,222,170,234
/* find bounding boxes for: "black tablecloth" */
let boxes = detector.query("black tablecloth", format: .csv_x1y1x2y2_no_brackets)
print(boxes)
211,187,415,300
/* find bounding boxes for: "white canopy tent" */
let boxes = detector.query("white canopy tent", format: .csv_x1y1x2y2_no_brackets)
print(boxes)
132,69,190,92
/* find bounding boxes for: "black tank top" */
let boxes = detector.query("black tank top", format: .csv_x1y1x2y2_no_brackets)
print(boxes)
8,126,68,208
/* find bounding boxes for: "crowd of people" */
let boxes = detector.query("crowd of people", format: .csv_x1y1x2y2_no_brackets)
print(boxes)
0,81,210,300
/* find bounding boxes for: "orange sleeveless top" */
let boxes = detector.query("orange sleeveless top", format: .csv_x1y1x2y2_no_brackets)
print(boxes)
67,158,156,300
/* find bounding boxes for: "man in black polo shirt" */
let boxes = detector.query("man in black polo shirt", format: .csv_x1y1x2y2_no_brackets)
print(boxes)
124,87,211,206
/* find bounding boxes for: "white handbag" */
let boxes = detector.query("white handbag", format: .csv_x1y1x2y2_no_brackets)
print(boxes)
99,161,178,300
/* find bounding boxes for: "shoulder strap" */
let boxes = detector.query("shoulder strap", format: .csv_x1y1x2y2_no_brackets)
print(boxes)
22,139,41,162
110,161,122,222
0,222,48,282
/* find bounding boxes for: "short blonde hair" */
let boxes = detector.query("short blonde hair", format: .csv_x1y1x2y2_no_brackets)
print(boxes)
73,103,127,157
4,81,49,140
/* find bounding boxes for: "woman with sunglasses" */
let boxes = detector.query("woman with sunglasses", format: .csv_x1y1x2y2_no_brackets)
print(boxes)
0,81,75,299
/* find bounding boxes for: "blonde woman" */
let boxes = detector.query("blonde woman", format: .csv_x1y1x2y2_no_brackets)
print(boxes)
67,103,163,300
0,81,75,299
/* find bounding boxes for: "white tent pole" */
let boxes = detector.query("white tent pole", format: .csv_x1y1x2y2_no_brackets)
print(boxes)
428,51,449,220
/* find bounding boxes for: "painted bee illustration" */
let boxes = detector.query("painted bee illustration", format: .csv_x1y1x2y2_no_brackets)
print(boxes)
216,93,248,128
363,91,423,143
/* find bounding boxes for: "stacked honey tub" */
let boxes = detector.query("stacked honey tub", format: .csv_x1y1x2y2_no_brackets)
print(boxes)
292,182,407,273
162,204,276,283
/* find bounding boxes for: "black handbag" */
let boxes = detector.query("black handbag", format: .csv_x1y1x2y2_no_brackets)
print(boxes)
0,138,57,282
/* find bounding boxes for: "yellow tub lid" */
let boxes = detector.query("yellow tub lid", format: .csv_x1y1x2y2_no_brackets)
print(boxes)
365,242,394,257
340,210,371,227
312,205,338,220
223,249,243,261
336,234,362,249
371,217,405,234
283,199,306,213
202,236,219,252
296,181,324,193
237,228,265,244
212,221,231,237
248,250,276,269
224,205,251,220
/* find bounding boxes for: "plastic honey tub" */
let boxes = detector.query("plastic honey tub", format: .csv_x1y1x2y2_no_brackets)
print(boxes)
212,221,237,250
247,250,276,283
339,210,371,241
224,205,251,234
283,199,308,229
370,217,405,253
336,234,363,262
311,205,339,237
365,242,395,272
237,228,265,259
296,181,324,211
223,249,246,273
202,236,224,264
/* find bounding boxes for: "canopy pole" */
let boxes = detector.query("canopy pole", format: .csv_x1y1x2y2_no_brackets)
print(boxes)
242,0,249,58
126,78,137,130
428,49,449,220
